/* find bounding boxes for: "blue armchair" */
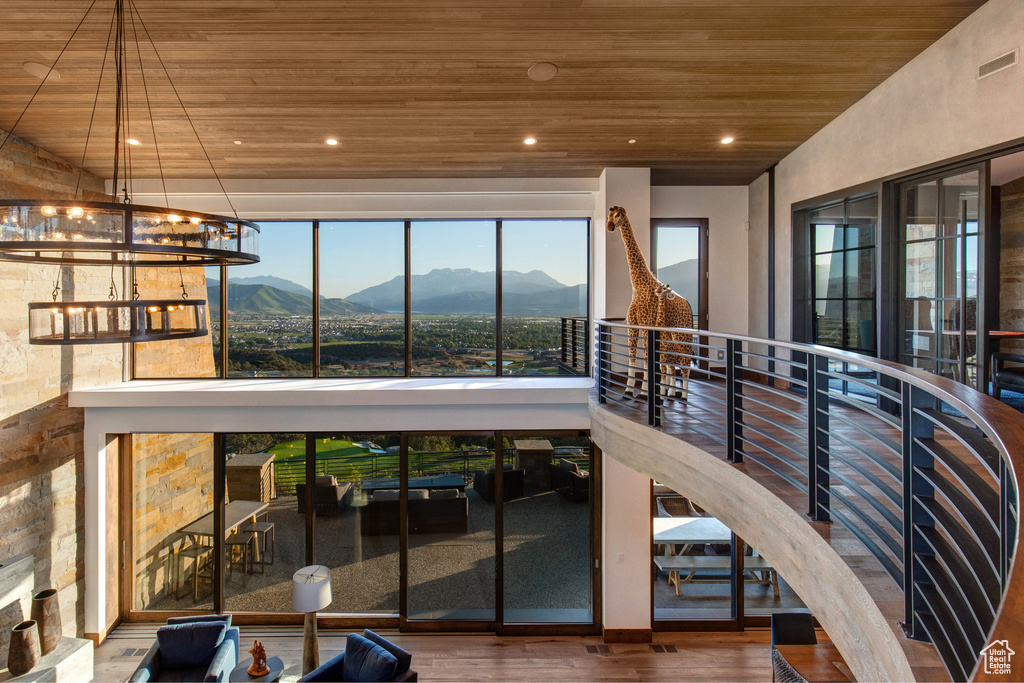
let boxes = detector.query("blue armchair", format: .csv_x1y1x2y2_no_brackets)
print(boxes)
300,630,417,682
130,615,239,683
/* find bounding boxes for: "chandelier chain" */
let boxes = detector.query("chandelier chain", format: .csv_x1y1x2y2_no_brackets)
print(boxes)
129,0,240,219
128,3,170,209
74,6,117,201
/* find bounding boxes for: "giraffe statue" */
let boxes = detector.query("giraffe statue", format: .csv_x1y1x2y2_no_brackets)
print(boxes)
606,205,660,397
654,283,694,400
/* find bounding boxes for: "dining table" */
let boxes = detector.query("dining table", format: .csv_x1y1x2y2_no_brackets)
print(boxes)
179,500,268,563
653,515,733,546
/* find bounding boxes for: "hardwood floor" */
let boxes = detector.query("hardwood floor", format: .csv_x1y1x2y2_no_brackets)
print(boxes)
96,624,780,682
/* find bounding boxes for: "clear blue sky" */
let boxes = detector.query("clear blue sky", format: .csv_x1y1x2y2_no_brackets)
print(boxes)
232,219,589,299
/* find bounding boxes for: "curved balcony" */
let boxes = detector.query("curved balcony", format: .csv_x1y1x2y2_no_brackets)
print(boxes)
590,320,1023,682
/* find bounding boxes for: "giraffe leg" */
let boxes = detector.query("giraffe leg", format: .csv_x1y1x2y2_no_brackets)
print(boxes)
625,328,639,397
637,335,649,399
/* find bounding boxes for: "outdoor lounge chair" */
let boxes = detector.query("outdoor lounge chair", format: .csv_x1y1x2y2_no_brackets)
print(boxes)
472,465,525,502
296,475,354,516
549,458,589,501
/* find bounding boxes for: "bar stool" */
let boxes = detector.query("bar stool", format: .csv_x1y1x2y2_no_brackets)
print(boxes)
225,531,255,583
174,538,213,603
238,520,275,573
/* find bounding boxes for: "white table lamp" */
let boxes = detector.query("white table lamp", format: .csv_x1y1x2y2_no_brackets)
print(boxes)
293,565,332,675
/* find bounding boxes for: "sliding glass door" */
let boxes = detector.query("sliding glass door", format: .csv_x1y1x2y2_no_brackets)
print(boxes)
128,430,596,632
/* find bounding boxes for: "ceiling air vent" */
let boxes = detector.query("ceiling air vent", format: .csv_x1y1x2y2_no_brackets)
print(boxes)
978,48,1018,79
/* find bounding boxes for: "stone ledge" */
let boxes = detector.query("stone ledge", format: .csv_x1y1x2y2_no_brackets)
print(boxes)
0,637,93,683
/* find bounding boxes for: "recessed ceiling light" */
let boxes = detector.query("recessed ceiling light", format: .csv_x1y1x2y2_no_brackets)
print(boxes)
628,139,637,144
523,138,537,145
721,137,735,144
126,138,141,146
23,62,60,82
528,62,558,82
233,140,242,145
325,138,339,146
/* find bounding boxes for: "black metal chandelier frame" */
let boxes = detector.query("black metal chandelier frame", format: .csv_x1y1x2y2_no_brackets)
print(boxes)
29,298,209,345
0,199,259,267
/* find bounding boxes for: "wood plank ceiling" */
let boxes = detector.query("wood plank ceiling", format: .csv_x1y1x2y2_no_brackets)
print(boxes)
0,0,988,185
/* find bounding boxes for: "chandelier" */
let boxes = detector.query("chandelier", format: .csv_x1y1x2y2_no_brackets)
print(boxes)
0,0,260,343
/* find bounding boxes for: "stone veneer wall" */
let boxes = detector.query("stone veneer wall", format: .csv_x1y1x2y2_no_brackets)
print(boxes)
999,176,1024,355
131,266,217,609
132,433,215,609
0,128,217,649
0,131,117,660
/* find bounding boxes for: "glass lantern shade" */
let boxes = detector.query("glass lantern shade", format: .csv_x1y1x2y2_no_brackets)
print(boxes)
28,299,208,344
0,200,259,266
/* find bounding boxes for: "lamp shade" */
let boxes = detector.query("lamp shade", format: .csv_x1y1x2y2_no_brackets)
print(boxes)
292,565,331,613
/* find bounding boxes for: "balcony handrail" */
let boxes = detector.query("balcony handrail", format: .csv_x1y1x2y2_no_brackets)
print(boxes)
595,319,1023,682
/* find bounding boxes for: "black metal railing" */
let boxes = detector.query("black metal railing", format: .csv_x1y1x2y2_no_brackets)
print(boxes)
595,320,1021,682
559,316,589,375
271,448,516,496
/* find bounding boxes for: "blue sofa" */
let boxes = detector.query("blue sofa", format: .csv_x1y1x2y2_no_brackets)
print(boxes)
130,614,239,682
300,630,417,682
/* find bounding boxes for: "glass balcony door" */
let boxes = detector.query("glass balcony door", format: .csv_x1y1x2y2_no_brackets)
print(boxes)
900,166,986,391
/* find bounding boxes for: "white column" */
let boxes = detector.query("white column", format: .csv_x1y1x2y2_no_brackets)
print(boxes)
601,451,652,633
83,414,107,637
595,168,651,320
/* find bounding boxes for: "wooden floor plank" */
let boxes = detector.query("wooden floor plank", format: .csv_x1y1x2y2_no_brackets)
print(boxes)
93,628,776,682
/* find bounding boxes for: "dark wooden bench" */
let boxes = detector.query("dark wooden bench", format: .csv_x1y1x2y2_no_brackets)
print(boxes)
654,554,779,597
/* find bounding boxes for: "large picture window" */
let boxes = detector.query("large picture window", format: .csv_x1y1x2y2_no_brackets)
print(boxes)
143,218,589,379
128,431,596,630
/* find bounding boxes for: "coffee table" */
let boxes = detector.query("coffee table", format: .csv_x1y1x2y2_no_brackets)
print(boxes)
230,656,285,682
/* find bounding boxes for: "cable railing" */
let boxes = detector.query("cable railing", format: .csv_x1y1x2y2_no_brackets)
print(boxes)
270,448,518,496
595,319,1022,682
559,316,590,375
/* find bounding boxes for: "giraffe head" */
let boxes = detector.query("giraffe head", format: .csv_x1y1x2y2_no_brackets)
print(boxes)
654,283,676,300
607,206,628,232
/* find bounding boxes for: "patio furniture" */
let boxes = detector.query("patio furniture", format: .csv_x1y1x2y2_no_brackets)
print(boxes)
238,520,275,572
173,538,213,602
549,458,589,501
296,476,354,516
299,629,417,682
360,489,468,536
652,517,779,596
656,494,701,555
472,465,525,502
361,474,466,494
129,615,238,683
225,531,255,582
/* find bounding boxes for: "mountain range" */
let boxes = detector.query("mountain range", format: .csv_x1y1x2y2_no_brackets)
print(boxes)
207,262,696,316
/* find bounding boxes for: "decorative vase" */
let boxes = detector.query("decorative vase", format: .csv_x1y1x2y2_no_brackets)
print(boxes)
8,620,40,676
31,588,62,655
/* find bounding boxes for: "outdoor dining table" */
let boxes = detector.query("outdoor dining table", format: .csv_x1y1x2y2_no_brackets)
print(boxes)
653,515,733,546
180,500,268,564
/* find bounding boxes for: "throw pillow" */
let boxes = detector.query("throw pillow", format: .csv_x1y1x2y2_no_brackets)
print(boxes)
166,614,232,627
156,621,227,669
362,629,412,675
407,489,429,500
429,488,458,499
342,633,398,682
372,490,400,502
